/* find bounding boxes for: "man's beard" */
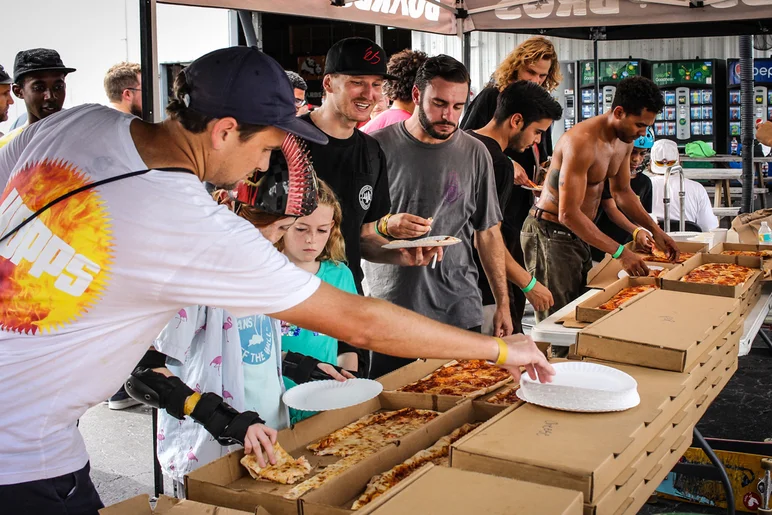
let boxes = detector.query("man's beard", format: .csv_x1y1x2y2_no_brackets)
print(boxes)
509,131,529,153
417,104,457,141
130,101,143,118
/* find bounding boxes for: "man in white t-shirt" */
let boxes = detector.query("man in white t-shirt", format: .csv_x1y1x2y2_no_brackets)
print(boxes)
0,46,553,514
648,139,719,232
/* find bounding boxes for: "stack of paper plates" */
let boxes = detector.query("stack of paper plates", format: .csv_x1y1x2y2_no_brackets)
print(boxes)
517,362,640,413
282,378,383,411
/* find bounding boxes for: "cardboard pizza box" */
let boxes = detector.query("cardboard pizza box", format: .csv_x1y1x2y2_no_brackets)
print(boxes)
627,240,708,256
185,392,463,514
709,242,772,281
299,400,523,515
660,252,763,299
576,289,739,372
575,277,659,323
449,351,731,505
471,383,525,417
586,257,680,290
375,359,513,410
355,464,583,515
99,494,261,515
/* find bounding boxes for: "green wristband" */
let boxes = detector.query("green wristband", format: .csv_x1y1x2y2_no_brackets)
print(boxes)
374,221,384,238
612,244,625,259
521,276,537,293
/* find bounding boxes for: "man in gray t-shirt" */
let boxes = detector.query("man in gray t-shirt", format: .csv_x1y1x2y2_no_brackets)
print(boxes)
365,55,511,378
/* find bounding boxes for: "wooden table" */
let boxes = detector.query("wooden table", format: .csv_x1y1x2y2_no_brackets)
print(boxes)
680,154,772,209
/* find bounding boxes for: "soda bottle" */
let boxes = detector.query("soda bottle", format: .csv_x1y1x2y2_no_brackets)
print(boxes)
730,137,738,155
759,221,772,245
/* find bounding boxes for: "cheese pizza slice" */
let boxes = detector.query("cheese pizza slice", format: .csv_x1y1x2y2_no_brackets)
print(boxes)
240,442,312,485
597,285,657,311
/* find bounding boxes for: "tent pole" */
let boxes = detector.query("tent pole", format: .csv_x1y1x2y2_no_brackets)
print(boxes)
238,10,258,48
139,0,160,123
593,36,600,119
375,25,384,47
740,35,754,214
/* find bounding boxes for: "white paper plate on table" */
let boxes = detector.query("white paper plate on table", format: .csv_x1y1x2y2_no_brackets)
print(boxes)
381,236,461,249
518,362,640,413
282,378,383,411
618,265,663,279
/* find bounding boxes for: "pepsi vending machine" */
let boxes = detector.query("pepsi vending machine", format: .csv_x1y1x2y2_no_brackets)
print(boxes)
650,59,727,152
577,59,650,122
727,58,772,153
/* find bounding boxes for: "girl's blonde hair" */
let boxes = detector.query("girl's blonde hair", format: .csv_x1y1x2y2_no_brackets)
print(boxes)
492,36,562,93
277,179,347,264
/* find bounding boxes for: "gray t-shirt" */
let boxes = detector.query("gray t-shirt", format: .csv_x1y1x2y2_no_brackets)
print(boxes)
364,122,502,329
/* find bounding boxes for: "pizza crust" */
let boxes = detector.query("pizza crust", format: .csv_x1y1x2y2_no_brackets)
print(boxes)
486,385,522,406
240,443,312,485
598,285,657,311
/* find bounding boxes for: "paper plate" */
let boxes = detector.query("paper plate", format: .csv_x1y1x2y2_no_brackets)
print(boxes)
382,236,462,249
522,186,543,192
618,265,663,279
518,362,640,413
282,378,383,412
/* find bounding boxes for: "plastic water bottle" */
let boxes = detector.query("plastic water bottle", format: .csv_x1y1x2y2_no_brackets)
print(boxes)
730,137,739,155
759,221,772,245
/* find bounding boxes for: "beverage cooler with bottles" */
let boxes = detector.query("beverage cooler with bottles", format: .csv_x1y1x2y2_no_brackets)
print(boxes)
727,58,772,154
577,59,650,122
649,59,727,152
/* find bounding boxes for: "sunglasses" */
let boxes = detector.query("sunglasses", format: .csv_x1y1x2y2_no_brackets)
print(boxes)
654,159,678,167
295,98,308,108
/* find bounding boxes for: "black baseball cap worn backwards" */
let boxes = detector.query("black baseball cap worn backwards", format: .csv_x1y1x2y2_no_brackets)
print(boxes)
324,38,397,80
182,46,327,145
13,48,76,83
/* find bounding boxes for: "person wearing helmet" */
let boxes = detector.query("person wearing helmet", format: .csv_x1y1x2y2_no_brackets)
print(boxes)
590,127,656,261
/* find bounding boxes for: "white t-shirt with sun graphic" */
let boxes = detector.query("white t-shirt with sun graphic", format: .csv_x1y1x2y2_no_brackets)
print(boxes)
0,104,320,485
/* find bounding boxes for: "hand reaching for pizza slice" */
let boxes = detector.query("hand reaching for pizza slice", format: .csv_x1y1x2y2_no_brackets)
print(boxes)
498,334,555,384
243,423,279,467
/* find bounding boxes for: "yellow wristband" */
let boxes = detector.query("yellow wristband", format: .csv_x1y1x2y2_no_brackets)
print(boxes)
183,392,201,416
494,337,508,366
632,227,642,241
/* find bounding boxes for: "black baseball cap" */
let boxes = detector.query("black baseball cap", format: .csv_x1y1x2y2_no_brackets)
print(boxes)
182,46,327,145
0,65,11,85
13,48,76,83
324,38,397,80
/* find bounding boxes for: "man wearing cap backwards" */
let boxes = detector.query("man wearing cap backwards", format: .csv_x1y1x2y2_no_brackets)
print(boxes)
298,37,439,375
649,139,718,232
0,47,553,513
522,76,679,322
0,48,75,148
0,65,13,137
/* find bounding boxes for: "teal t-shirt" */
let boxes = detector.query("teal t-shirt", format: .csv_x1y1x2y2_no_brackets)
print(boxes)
281,260,357,424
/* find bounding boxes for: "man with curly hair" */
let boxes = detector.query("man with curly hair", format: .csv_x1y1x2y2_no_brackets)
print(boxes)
361,49,428,134
460,36,561,331
522,77,679,321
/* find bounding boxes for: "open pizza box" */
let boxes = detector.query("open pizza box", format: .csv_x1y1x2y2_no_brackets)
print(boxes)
375,359,512,411
708,242,772,281
575,277,659,324
576,289,740,372
449,344,734,508
471,383,525,418
355,464,583,515
586,240,707,290
298,400,523,515
99,494,266,515
660,252,763,299
185,392,467,515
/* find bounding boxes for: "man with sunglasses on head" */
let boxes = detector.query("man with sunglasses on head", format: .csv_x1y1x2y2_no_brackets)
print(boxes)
0,47,553,514
522,76,679,321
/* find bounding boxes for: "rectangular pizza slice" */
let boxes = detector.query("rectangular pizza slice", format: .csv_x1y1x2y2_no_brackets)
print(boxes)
485,385,522,406
597,285,657,311
240,442,312,485
396,360,512,396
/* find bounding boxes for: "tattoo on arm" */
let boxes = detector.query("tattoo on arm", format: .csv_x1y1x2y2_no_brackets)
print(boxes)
548,168,561,190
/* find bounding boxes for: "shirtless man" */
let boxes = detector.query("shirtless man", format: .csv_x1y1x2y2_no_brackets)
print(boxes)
521,76,678,321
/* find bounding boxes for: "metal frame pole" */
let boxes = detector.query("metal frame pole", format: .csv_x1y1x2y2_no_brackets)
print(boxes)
740,35,754,214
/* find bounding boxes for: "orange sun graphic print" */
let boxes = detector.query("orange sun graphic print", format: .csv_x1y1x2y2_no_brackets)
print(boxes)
0,159,114,334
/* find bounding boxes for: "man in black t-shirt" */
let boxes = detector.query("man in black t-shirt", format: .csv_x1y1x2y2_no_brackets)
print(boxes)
300,38,440,375
468,81,562,334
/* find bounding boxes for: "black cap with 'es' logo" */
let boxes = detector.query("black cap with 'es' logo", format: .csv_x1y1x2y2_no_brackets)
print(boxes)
323,38,397,80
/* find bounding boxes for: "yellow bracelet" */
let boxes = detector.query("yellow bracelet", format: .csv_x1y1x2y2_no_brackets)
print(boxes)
183,392,202,416
494,337,508,365
379,214,393,237
632,227,643,242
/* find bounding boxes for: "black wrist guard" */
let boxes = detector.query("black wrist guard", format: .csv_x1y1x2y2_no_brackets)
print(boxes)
189,392,265,446
125,367,194,419
283,351,346,383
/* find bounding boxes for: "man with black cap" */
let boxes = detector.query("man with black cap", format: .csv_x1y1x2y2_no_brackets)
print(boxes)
0,65,13,137
299,37,441,375
0,46,553,513
0,48,75,147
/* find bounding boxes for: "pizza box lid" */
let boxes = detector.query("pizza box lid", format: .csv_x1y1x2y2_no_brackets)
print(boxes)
357,465,583,515
99,495,260,515
449,360,701,503
576,289,739,372
661,252,763,298
575,276,659,324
